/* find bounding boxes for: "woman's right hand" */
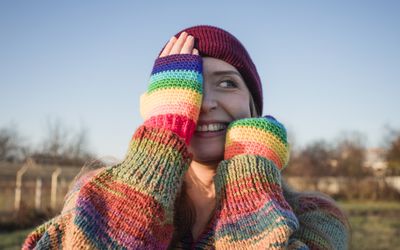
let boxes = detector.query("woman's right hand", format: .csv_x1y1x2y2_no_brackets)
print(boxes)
140,32,203,144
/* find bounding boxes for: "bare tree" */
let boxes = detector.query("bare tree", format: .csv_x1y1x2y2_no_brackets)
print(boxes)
384,127,400,175
333,131,370,177
65,126,91,160
286,140,335,177
0,125,29,163
41,118,68,157
34,118,93,166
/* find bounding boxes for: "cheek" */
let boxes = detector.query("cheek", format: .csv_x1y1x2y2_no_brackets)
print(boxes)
220,94,252,119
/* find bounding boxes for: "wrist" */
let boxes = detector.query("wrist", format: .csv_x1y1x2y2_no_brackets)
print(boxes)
143,114,196,145
214,155,289,215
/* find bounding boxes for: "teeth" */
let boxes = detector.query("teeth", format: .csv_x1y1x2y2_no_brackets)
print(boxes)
196,123,226,132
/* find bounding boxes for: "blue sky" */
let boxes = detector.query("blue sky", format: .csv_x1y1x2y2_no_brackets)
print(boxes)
1,1,399,159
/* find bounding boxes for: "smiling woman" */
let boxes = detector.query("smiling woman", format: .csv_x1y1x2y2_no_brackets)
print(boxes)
189,57,253,164
23,25,349,250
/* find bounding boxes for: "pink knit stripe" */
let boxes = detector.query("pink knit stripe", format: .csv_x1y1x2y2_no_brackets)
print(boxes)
82,178,173,247
144,114,196,144
224,142,283,169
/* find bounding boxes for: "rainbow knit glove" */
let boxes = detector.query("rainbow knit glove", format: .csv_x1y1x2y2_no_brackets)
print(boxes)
140,54,203,144
224,115,289,170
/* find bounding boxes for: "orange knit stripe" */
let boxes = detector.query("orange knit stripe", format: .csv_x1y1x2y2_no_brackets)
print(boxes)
225,128,287,162
224,142,283,169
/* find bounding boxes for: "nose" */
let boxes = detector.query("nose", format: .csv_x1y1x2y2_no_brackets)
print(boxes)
200,89,218,114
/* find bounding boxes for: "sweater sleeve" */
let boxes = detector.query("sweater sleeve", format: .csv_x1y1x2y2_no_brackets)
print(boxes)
23,126,191,249
213,155,348,250
287,193,349,250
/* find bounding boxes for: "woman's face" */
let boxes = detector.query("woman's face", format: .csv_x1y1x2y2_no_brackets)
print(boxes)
189,57,253,164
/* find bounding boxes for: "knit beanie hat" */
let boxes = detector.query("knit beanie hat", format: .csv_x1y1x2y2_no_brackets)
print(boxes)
161,25,263,115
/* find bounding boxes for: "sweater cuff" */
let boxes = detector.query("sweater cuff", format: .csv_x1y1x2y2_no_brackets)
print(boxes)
106,125,192,209
215,155,286,208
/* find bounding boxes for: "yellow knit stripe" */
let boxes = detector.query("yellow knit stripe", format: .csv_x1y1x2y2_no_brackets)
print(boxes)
225,127,288,161
140,88,202,119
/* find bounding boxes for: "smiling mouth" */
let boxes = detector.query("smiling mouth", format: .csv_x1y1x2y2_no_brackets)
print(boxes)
195,123,228,132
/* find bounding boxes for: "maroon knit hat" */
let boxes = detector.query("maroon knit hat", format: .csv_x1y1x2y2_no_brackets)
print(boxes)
163,25,263,115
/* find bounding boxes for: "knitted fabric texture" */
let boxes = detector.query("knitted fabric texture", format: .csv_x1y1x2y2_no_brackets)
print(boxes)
214,155,299,249
166,25,263,115
23,126,349,249
140,54,203,144
224,115,290,170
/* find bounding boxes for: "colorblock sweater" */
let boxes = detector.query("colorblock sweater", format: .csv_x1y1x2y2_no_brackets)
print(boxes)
23,55,349,250
22,125,348,249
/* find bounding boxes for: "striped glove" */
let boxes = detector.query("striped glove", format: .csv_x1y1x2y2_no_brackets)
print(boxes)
224,115,290,170
140,54,203,144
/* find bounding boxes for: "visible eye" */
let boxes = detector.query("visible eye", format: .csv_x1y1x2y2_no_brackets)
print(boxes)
218,80,238,88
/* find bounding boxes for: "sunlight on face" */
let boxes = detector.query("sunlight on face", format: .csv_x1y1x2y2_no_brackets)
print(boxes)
189,57,252,164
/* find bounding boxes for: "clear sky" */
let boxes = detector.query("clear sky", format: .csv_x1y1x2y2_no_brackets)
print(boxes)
1,1,399,159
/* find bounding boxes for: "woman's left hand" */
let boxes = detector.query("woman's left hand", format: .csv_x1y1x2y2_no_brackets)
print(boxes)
224,115,290,170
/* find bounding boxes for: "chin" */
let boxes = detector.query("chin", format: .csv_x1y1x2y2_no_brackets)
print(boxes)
189,141,225,164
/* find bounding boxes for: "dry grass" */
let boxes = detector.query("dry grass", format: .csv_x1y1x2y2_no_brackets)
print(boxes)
339,201,400,250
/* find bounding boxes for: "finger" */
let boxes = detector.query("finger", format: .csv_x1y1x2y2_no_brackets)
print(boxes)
180,35,194,54
159,36,177,58
170,32,188,55
192,48,199,55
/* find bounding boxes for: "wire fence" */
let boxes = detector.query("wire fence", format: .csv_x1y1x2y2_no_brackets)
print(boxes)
1,160,400,219
0,160,80,217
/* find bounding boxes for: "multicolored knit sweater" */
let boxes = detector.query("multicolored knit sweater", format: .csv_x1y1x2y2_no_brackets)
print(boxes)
23,55,349,250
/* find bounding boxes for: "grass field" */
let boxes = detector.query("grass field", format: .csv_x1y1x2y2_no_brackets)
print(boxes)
340,201,400,250
1,201,399,249
0,228,32,250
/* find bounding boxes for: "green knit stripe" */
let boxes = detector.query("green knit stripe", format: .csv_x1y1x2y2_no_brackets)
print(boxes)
107,126,190,209
215,155,282,196
148,70,203,94
228,118,288,146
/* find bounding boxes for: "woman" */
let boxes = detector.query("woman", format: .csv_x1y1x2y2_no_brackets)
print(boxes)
23,25,349,249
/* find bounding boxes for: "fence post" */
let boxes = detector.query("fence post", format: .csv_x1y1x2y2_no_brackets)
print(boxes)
14,159,33,211
51,167,62,210
35,178,42,210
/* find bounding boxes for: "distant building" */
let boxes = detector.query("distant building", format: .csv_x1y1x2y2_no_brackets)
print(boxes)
364,148,387,173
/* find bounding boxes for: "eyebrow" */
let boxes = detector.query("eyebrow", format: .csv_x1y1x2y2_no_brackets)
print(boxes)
212,70,243,78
